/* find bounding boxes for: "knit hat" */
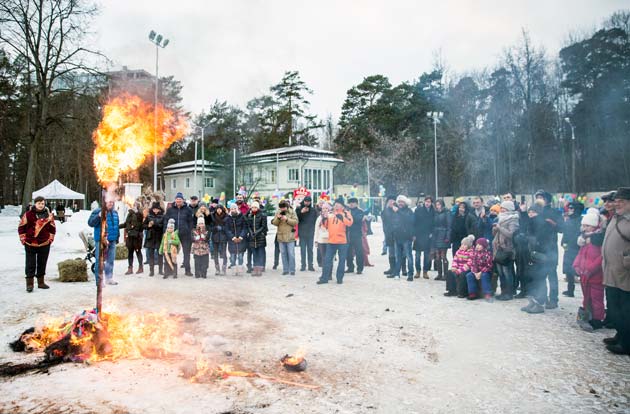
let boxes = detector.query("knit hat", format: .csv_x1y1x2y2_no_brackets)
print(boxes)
534,189,552,204
190,195,198,201
348,197,359,204
197,216,205,226
175,192,184,200
251,201,260,209
581,210,600,228
475,237,489,249
386,195,396,202
500,201,515,211
334,197,345,207
461,234,475,248
151,201,161,210
303,196,312,202
490,204,501,215
528,203,544,215
167,218,175,229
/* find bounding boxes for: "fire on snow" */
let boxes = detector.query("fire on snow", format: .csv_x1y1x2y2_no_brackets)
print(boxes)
92,93,188,186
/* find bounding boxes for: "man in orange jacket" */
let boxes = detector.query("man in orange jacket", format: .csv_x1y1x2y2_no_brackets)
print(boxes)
317,198,353,285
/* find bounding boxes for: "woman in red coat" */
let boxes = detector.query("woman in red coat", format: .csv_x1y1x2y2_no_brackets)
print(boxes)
18,196,56,292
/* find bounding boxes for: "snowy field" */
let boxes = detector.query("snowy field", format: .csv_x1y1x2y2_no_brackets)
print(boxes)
0,211,628,414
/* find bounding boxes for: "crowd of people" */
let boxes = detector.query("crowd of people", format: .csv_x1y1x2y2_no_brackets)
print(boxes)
381,188,630,356
16,186,630,356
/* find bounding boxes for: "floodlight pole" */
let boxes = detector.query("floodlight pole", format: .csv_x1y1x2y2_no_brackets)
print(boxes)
148,30,169,193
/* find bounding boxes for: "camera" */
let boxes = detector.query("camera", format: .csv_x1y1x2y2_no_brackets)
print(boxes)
280,211,287,216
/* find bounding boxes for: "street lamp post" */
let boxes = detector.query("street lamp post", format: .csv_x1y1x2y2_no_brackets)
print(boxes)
148,30,170,192
427,111,443,199
564,117,576,193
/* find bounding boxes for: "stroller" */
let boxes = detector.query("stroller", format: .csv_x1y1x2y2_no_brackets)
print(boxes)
78,230,97,276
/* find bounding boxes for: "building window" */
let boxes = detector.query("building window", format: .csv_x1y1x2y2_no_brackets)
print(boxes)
205,177,215,188
270,169,276,184
185,177,190,188
171,178,177,189
324,170,330,190
288,168,299,182
244,171,254,185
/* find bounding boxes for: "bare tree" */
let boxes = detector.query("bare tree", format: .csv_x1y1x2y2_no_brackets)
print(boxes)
0,0,102,211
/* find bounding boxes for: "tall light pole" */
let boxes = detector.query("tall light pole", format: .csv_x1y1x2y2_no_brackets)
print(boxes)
148,30,170,192
427,111,443,199
564,117,576,193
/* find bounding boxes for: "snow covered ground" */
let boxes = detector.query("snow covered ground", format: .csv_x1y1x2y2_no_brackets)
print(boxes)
0,211,628,414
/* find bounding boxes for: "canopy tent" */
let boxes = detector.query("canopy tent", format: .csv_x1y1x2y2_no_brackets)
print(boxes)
32,179,84,200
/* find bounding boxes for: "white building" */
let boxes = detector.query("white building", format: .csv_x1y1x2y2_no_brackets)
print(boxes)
161,160,223,201
239,145,344,200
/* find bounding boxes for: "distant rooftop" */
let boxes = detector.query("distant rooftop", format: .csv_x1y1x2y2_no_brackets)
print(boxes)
242,145,341,161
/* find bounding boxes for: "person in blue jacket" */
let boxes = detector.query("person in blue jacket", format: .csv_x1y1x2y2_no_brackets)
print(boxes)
163,192,194,276
88,198,121,285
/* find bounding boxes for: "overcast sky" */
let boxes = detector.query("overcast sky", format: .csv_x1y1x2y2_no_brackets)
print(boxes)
92,0,628,119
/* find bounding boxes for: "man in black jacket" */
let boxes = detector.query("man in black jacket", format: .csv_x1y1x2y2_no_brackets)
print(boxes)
346,197,365,274
163,192,194,276
413,196,434,279
296,196,317,271
389,195,415,281
465,196,489,239
535,189,563,308
382,196,397,275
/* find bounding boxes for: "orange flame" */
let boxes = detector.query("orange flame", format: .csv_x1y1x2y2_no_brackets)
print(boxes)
92,93,188,186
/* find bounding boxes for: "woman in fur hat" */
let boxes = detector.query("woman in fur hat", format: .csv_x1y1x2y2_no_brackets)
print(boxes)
192,216,210,278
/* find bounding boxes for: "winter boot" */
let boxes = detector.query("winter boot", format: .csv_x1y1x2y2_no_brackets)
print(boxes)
434,259,444,280
414,271,420,279
136,265,144,274
26,277,34,293
125,266,133,275
149,266,155,277
222,265,227,276
36,276,50,289
158,263,164,276
173,266,178,278
423,271,429,279
215,265,221,276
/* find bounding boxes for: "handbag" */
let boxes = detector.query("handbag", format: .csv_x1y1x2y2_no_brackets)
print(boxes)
494,249,514,265
530,250,549,263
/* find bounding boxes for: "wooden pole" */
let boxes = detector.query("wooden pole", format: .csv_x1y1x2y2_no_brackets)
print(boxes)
96,187,107,317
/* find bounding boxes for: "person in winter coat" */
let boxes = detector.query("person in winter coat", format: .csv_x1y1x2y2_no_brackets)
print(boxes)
601,187,630,355
534,189,563,309
143,202,164,276
88,198,120,286
493,201,520,301
163,193,194,276
225,204,247,275
120,202,144,275
432,199,452,281
159,218,180,278
382,196,398,276
466,238,494,301
272,201,298,276
189,196,200,217
445,234,475,297
520,203,554,314
296,195,317,272
573,210,605,332
317,198,353,284
465,197,489,240
246,201,267,276
561,202,585,297
413,196,435,280
346,197,366,275
451,201,469,254
18,196,56,292
192,217,210,278
600,191,616,225
388,195,415,281
210,205,229,275
314,203,331,279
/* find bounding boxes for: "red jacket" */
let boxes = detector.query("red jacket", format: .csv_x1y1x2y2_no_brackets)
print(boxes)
471,249,493,273
573,243,603,284
452,247,473,274
18,207,56,247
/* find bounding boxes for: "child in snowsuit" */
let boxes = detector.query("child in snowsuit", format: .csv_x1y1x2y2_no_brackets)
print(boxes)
192,216,210,278
159,218,181,278
573,209,605,331
466,237,494,301
445,235,475,297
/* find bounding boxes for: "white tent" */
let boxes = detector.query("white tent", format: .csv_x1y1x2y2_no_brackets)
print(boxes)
32,179,84,200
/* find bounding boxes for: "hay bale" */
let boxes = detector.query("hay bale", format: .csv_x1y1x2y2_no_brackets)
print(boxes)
115,243,128,260
57,259,88,282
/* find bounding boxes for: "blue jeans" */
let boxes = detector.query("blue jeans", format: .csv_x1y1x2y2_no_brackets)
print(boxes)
497,261,516,295
321,243,348,282
393,240,413,276
466,272,492,296
279,241,296,273
94,240,117,284
229,252,244,267
414,247,431,273
252,246,266,267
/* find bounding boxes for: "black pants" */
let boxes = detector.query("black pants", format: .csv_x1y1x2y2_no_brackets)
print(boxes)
127,247,143,267
606,286,630,350
194,254,209,277
318,243,328,272
525,261,547,304
346,235,364,273
212,242,227,269
25,244,51,278
181,237,192,272
300,233,314,269
274,237,280,267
